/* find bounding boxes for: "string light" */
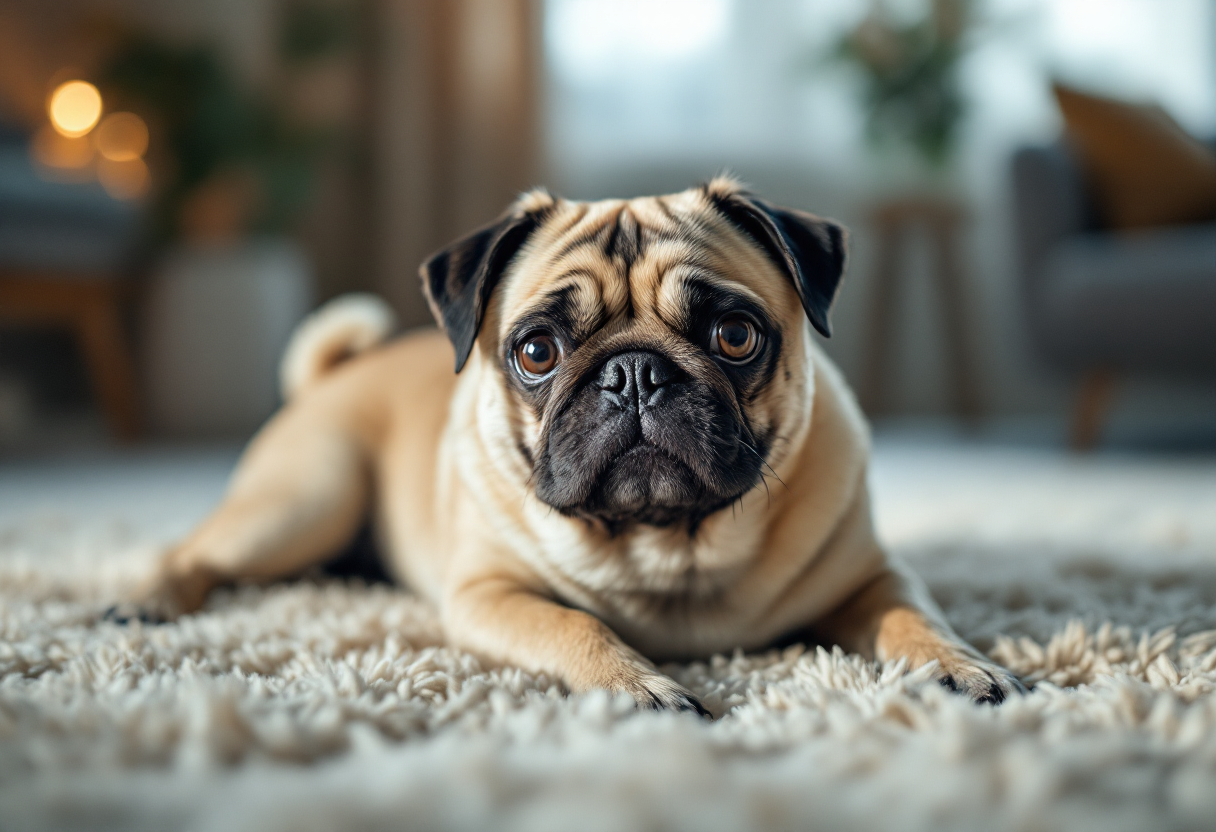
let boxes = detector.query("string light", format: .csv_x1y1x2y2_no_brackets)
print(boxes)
94,112,149,162
48,80,103,138
35,76,153,199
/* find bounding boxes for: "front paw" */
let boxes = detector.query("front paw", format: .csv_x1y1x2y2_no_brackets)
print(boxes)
619,671,712,718
933,656,1027,705
103,562,217,625
102,599,173,625
592,654,711,717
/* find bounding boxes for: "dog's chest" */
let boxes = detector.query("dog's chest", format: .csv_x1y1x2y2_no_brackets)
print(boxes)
534,523,763,640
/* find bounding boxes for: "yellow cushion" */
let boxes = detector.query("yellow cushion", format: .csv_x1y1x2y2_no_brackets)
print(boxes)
1053,84,1216,231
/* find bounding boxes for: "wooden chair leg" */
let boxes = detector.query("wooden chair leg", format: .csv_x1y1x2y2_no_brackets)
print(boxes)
75,289,141,442
1069,370,1116,451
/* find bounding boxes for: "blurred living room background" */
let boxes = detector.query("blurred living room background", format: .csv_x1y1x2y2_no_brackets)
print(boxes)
0,0,1213,463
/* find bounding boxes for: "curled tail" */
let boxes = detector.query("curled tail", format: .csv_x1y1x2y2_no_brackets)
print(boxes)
280,293,397,401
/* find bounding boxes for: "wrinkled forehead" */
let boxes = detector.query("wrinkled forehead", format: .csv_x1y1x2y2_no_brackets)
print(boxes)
494,188,796,335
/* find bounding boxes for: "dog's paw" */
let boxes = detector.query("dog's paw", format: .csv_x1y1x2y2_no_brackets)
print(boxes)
572,646,712,718
932,656,1026,705
620,671,712,718
102,561,217,626
101,584,188,625
594,656,711,718
102,600,172,625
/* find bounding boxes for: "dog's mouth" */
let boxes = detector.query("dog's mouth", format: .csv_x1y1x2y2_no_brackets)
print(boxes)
551,435,759,530
531,361,766,531
591,443,701,519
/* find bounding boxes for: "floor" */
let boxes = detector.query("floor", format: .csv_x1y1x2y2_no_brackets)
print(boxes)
3,428,1216,832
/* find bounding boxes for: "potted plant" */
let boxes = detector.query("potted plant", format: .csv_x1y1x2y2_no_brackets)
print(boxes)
96,9,355,436
830,0,973,190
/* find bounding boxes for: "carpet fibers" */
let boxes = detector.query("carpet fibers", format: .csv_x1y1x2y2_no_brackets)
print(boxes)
2,443,1216,831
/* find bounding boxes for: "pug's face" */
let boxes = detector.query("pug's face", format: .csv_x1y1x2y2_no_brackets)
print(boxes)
422,178,846,532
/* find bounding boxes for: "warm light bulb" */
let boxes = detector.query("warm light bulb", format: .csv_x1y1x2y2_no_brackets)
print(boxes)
48,80,102,138
94,112,149,161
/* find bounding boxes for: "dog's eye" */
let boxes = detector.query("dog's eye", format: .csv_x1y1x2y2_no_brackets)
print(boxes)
714,317,760,362
517,333,561,378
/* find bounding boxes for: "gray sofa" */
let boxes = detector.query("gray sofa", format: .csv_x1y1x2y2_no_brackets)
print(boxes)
1010,142,1216,446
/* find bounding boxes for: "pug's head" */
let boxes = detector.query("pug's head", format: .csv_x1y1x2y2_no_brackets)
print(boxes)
421,178,846,532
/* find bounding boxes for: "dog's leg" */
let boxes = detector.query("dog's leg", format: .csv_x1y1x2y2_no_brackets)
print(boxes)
118,410,370,620
443,575,710,716
814,563,1026,703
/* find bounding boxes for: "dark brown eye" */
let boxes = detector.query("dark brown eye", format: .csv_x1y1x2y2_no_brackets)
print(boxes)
715,317,760,362
517,333,561,378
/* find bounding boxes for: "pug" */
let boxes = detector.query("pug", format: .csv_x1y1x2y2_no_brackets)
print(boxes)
125,177,1023,713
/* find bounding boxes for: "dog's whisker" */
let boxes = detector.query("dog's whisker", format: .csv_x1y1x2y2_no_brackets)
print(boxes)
740,440,787,491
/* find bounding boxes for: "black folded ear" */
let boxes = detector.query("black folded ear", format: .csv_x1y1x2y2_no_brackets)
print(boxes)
420,191,555,372
704,180,847,337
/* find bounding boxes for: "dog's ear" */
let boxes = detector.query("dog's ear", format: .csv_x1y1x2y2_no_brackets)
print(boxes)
420,190,556,372
704,178,847,337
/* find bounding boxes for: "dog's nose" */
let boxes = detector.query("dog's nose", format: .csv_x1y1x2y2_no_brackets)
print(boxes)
598,351,679,409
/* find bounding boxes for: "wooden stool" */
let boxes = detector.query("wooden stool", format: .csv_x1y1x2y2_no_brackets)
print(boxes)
0,273,140,441
858,195,982,424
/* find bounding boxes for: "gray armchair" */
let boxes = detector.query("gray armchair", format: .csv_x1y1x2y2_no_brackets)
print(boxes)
1011,142,1216,447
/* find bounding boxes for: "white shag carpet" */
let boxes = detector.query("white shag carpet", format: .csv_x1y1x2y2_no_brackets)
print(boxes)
2,440,1216,832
